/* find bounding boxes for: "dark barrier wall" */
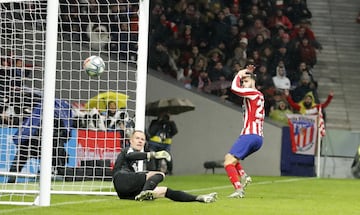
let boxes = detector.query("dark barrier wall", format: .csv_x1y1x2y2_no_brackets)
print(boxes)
281,127,315,177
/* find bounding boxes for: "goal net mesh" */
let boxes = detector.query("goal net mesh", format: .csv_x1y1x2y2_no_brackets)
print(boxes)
0,0,142,204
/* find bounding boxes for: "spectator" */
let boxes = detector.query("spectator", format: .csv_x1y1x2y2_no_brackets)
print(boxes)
147,112,178,175
285,89,333,116
206,48,224,70
206,61,230,98
236,16,247,34
256,64,275,93
269,99,293,125
284,0,312,25
223,6,238,26
247,18,271,41
249,50,264,67
112,23,138,60
260,45,275,69
291,73,318,103
208,61,229,82
287,61,315,87
101,101,134,136
190,54,208,84
227,24,241,51
270,43,294,73
291,22,322,50
272,62,291,92
148,41,175,78
177,56,194,89
244,5,267,27
227,37,248,69
247,33,271,54
297,37,317,68
267,8,293,34
59,0,81,41
209,10,232,47
194,70,212,92
177,25,195,52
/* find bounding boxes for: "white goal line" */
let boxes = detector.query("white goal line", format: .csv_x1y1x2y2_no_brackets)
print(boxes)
0,0,39,3
0,171,37,178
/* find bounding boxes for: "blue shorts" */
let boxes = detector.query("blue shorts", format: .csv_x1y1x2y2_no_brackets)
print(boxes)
229,134,263,160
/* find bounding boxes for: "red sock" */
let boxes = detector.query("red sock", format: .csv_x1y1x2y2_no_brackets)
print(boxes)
225,164,242,189
235,162,245,177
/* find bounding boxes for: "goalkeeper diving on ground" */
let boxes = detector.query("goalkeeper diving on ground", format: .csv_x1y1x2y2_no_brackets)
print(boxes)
112,130,217,203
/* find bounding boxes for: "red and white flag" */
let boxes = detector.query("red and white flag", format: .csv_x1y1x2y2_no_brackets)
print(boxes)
318,107,326,137
287,114,318,155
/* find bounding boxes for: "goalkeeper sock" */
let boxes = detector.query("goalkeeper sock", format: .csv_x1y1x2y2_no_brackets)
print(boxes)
235,162,246,177
142,173,164,191
225,164,242,190
165,188,197,202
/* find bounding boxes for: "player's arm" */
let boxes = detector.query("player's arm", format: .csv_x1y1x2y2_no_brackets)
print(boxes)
126,151,171,161
320,90,334,109
231,65,259,98
284,89,300,111
125,151,148,160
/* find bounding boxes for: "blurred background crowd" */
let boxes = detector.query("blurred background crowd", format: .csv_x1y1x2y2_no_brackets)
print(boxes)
145,0,323,124
0,0,326,128
57,0,330,125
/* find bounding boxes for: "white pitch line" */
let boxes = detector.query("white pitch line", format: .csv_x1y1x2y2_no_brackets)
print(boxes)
185,177,314,193
0,177,313,214
0,199,109,214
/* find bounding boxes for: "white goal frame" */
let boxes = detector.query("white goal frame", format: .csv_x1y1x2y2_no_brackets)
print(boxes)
0,0,149,206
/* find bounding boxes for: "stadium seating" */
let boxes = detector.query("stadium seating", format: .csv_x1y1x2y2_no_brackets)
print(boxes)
308,0,360,131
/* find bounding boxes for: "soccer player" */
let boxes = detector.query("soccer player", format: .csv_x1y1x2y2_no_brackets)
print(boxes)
112,130,217,203
224,64,265,198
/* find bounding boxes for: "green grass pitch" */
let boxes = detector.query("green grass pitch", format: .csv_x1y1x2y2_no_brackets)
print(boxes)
0,174,359,215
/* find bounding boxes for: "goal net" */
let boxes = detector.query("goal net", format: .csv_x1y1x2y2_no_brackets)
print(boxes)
0,0,148,206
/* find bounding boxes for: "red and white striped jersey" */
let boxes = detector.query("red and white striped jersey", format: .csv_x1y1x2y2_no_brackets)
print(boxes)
231,74,265,136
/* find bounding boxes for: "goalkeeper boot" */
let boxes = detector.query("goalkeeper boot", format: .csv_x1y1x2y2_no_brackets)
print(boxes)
135,190,155,201
228,189,245,198
241,174,252,190
196,192,218,203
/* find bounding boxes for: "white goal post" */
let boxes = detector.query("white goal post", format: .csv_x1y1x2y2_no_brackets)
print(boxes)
0,0,149,206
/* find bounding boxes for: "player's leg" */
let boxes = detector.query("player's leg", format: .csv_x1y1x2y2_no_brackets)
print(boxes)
113,172,146,200
235,162,252,189
135,171,165,201
143,171,165,190
226,134,263,196
224,153,245,198
136,186,217,203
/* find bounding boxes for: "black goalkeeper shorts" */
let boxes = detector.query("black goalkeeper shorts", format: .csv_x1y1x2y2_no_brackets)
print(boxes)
113,171,147,200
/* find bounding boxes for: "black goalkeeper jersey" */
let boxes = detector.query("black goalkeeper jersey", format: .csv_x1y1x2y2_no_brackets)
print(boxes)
112,147,148,174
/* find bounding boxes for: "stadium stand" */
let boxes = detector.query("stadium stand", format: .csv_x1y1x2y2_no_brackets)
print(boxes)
307,0,360,131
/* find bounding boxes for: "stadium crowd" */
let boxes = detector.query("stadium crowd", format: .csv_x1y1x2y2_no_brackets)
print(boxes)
145,0,323,121
59,0,323,125
0,0,326,127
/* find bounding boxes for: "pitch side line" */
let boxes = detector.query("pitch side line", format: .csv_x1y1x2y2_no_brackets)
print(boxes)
184,177,314,193
0,177,313,214
0,199,109,214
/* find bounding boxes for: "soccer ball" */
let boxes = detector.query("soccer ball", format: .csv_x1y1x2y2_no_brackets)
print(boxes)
83,55,105,77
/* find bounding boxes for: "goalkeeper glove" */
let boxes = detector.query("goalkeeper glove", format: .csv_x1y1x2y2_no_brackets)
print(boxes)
148,151,171,161
155,151,171,161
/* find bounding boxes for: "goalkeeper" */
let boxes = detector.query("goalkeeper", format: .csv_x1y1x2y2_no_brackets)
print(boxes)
112,130,217,203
